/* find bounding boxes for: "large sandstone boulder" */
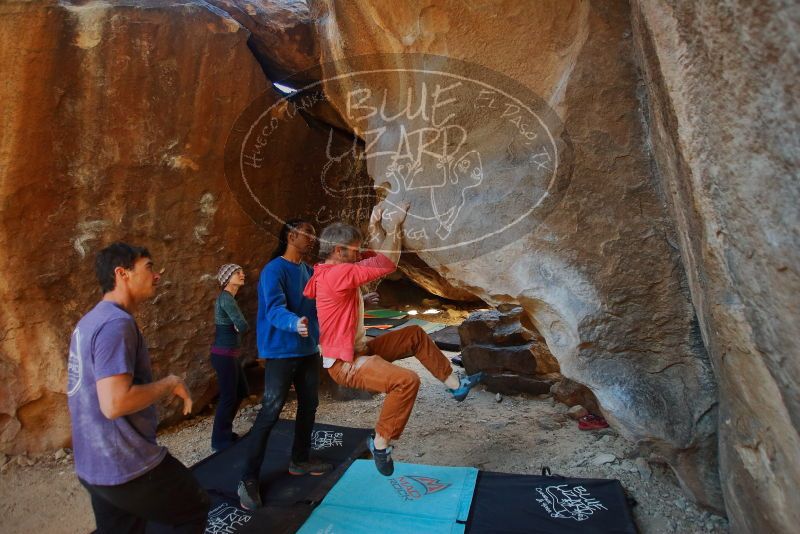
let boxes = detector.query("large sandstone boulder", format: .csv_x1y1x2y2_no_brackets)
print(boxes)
0,0,268,455
550,378,601,415
0,0,372,455
631,1,800,531
1,2,795,530
398,253,478,301
308,0,722,510
207,0,320,84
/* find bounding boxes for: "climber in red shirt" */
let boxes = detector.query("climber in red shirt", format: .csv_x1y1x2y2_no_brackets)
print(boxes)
303,202,483,476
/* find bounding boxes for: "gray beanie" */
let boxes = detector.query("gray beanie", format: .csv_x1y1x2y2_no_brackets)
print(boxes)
217,263,242,288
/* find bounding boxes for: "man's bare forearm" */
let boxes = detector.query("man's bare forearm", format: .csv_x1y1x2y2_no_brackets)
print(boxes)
379,227,403,265
98,375,178,419
120,378,177,415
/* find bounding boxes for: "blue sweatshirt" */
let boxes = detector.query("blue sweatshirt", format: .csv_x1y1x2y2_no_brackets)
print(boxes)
257,257,319,359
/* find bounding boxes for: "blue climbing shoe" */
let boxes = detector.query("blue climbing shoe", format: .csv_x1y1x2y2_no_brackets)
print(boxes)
448,372,484,402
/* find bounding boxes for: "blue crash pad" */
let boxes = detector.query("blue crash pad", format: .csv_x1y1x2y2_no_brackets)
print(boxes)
298,460,479,534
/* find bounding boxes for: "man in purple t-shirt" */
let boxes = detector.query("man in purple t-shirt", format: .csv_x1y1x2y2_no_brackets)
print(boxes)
67,242,210,533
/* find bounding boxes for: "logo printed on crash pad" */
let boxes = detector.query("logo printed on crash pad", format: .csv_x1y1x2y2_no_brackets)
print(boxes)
311,430,344,450
535,484,608,521
389,475,452,501
205,503,252,533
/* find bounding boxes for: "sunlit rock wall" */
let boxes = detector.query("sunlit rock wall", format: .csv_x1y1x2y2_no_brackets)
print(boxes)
632,1,800,531
307,0,722,510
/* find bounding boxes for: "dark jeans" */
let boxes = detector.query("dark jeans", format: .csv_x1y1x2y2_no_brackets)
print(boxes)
210,354,249,450
241,353,321,481
80,453,210,534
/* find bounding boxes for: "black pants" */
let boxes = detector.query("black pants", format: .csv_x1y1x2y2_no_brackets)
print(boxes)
210,354,249,450
80,453,210,534
241,353,321,481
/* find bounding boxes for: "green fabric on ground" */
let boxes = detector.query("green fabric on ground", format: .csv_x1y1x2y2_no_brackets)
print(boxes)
402,318,448,334
366,318,447,338
363,309,408,319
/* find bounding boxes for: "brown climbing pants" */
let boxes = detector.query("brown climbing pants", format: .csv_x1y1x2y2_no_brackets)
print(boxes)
327,325,453,441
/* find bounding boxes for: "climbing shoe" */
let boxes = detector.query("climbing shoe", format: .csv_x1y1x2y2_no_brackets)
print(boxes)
578,414,609,431
289,458,334,476
367,436,394,476
237,479,262,511
448,372,484,402
211,432,241,454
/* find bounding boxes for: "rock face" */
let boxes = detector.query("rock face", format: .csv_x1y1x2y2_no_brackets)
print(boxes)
309,0,722,510
1,1,796,529
0,0,372,455
631,1,800,531
398,253,478,302
458,306,560,396
0,0,267,455
550,378,601,415
207,0,319,84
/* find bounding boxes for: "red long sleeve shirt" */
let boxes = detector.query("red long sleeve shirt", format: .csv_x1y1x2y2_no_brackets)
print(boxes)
303,252,396,362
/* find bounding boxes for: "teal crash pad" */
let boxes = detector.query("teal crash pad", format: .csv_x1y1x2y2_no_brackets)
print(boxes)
298,460,479,534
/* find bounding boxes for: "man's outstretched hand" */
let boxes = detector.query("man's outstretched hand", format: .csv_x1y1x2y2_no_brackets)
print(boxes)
296,316,310,337
368,201,411,247
169,375,193,415
363,291,380,308
384,201,410,232
367,201,410,264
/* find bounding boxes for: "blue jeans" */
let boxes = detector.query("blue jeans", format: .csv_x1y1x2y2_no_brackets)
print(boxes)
210,354,249,450
241,353,321,481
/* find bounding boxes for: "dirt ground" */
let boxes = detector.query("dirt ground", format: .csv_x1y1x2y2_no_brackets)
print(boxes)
1,350,727,534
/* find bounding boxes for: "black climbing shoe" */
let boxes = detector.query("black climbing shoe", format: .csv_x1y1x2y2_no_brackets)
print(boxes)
237,479,262,510
289,458,334,476
367,436,394,476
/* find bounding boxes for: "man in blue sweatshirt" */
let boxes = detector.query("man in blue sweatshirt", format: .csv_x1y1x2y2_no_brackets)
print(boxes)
238,218,333,511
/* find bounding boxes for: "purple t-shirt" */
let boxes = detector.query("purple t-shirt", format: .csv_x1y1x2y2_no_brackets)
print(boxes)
67,300,166,485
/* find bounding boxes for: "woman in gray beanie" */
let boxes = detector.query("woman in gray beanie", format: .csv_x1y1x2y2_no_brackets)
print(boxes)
210,263,249,452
